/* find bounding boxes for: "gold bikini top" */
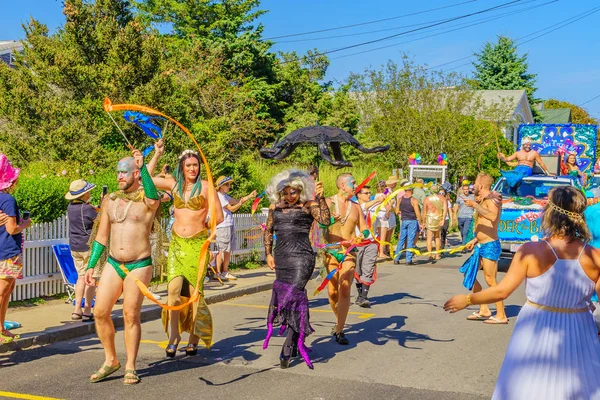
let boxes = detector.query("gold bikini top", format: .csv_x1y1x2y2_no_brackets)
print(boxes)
173,191,206,211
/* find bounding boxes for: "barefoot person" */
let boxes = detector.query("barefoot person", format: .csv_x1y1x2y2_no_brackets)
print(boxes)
84,149,160,384
262,169,329,369
445,186,600,399
498,138,552,191
459,173,506,324
423,185,447,262
325,173,369,345
147,139,223,357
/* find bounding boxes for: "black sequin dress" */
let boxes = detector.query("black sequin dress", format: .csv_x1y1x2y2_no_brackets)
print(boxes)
262,198,330,369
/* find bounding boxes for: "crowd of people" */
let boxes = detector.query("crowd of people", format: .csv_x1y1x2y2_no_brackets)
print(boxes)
3,143,600,397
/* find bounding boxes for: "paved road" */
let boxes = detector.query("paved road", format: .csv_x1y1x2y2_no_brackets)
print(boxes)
0,254,522,400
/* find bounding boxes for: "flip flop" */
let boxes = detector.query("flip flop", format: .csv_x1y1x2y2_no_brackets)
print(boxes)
71,313,83,320
466,312,491,321
82,314,94,322
484,316,509,325
123,369,141,385
90,363,121,383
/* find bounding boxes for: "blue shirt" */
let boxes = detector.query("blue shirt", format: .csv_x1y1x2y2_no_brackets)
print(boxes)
0,192,22,260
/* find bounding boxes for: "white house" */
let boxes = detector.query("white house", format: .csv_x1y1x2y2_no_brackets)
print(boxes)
475,89,534,145
0,40,23,68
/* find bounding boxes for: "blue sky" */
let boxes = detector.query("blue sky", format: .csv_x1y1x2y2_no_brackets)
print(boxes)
2,0,599,118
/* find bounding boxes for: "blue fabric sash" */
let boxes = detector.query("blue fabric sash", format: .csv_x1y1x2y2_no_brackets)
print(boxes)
501,165,533,189
459,240,501,290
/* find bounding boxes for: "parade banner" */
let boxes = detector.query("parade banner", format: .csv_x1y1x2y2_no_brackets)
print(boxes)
518,124,598,174
497,207,543,245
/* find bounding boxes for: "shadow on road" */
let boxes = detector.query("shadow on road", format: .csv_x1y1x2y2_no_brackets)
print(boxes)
0,336,101,368
308,315,453,365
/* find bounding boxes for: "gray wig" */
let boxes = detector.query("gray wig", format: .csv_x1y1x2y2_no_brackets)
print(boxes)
266,169,315,205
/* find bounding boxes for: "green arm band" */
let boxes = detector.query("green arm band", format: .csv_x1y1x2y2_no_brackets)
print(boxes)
86,241,106,271
140,164,159,201
362,230,370,238
318,216,335,229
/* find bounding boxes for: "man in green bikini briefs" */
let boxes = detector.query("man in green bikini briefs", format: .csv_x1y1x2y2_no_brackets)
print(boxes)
84,148,161,385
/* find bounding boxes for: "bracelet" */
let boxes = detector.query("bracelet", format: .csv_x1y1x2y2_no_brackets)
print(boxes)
466,294,472,306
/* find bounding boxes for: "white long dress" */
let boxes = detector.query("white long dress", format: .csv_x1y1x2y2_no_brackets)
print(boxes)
492,242,600,400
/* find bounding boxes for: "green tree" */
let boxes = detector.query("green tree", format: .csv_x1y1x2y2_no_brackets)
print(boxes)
350,57,514,181
0,0,169,166
544,99,599,125
470,35,540,120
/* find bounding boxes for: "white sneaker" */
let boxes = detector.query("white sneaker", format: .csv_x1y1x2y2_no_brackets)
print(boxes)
222,272,238,281
204,276,210,284
216,272,228,281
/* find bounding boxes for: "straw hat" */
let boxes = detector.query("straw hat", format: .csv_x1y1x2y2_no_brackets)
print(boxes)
385,175,400,185
0,154,20,191
215,175,234,189
65,179,96,200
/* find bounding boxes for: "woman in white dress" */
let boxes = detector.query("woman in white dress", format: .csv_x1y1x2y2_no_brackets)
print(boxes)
445,186,600,400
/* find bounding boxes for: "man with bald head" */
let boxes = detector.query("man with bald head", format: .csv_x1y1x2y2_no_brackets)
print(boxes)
459,172,507,324
498,138,552,191
325,173,369,345
84,149,161,384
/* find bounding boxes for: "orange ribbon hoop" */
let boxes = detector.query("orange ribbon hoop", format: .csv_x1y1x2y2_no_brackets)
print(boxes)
104,98,217,311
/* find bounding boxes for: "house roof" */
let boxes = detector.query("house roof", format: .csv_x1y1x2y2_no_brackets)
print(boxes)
538,108,572,124
475,89,534,123
0,41,23,55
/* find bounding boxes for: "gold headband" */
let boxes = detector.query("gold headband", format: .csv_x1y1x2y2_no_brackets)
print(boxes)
547,201,584,223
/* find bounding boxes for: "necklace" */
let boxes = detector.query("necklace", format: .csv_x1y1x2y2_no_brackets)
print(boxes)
333,195,352,226
113,198,134,223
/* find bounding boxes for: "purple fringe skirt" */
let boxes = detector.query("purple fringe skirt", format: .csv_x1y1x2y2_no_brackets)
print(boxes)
263,279,315,369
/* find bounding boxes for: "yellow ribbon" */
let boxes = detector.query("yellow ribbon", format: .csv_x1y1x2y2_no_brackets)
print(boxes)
393,244,469,258
104,98,217,312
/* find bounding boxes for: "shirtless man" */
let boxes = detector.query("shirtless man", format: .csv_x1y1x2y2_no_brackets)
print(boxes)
84,149,160,384
423,185,447,262
461,173,507,324
498,138,552,190
325,173,369,344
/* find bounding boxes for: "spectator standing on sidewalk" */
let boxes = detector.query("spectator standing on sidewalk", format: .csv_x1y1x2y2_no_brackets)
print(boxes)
454,184,475,245
0,154,31,344
214,176,257,281
65,180,98,322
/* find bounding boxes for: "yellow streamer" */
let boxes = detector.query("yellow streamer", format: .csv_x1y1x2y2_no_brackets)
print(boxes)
104,98,217,311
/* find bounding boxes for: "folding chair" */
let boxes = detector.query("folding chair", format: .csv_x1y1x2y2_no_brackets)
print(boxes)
52,244,79,304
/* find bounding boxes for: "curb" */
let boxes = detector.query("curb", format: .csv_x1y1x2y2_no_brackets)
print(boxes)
0,281,273,354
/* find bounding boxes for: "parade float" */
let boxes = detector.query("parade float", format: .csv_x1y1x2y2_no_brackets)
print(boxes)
494,124,599,254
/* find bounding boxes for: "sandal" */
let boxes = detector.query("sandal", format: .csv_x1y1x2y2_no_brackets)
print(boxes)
185,343,198,356
71,312,83,320
484,316,509,325
2,329,20,340
0,333,14,344
123,369,141,385
90,363,121,383
166,336,181,358
466,312,491,321
82,314,94,322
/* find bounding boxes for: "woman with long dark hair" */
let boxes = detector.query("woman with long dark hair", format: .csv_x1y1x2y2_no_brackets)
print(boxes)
262,169,330,369
148,139,223,357
445,186,600,399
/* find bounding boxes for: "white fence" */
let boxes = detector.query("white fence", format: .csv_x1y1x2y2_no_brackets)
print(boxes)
11,213,267,302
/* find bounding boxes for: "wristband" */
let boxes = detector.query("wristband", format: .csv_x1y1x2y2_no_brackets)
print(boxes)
87,241,106,271
362,229,370,238
318,217,335,229
140,164,159,200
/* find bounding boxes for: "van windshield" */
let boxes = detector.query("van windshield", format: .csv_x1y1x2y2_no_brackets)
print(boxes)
495,179,568,199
